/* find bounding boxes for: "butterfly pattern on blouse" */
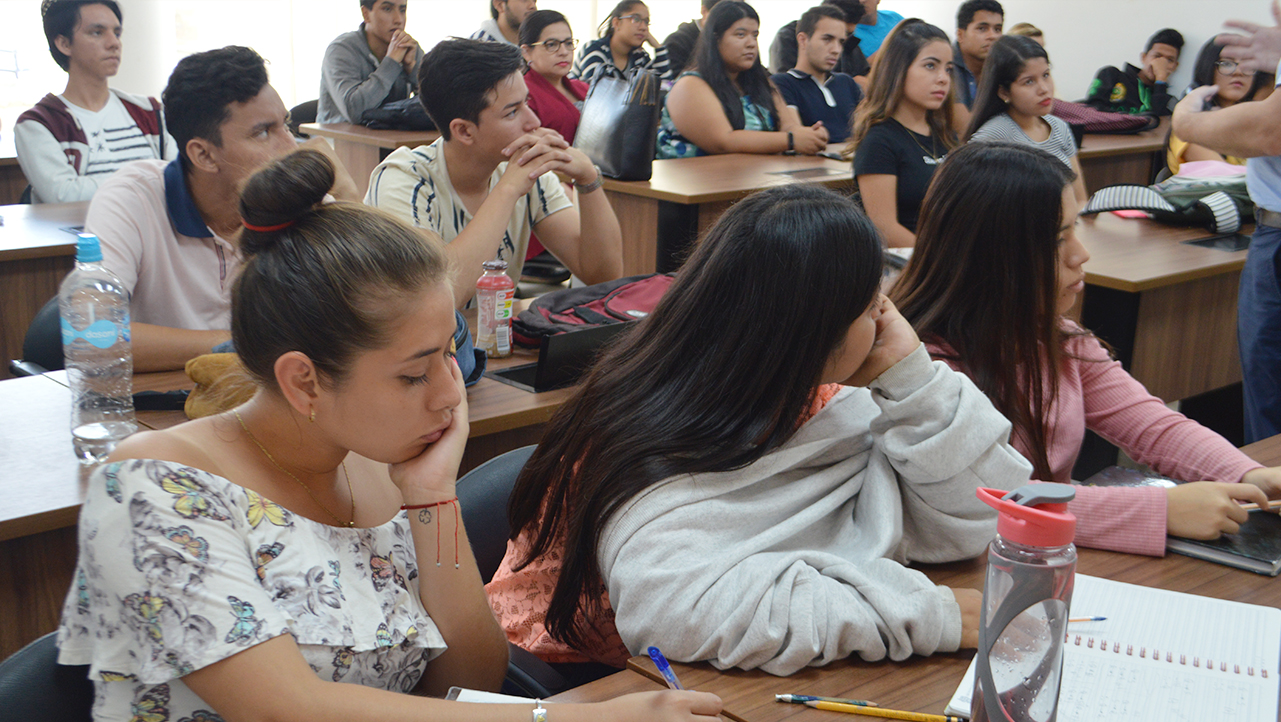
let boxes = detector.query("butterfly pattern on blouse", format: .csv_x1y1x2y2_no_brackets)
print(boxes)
122,592,170,644
164,526,210,563
255,542,284,582
176,710,225,722
104,462,124,503
128,683,169,722
246,490,293,529
225,596,265,646
369,551,406,592
156,467,230,522
331,647,355,682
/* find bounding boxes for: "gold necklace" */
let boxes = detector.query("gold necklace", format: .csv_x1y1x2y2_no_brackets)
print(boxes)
898,119,942,161
233,409,355,528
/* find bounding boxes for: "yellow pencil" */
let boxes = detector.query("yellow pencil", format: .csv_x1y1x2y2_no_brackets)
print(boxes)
803,700,964,722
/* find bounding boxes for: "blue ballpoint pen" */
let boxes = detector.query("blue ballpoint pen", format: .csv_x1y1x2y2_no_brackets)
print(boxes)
647,646,685,690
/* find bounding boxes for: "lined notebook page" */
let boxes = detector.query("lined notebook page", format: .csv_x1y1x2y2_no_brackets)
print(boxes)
947,574,1281,721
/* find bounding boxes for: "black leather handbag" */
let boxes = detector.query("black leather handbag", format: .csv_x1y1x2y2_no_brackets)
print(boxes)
360,97,436,131
572,68,663,181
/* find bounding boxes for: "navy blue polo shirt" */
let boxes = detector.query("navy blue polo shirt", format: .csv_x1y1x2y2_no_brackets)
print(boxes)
770,70,863,143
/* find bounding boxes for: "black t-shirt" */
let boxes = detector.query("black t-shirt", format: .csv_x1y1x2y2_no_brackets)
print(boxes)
852,119,945,232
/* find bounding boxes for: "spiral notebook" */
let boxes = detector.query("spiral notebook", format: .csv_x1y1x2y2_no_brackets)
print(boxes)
946,574,1281,720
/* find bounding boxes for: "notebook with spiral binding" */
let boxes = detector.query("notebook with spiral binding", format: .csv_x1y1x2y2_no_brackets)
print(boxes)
946,574,1281,720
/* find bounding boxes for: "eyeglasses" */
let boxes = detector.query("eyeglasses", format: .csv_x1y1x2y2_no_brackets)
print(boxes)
618,13,650,26
1215,59,1257,75
531,37,577,52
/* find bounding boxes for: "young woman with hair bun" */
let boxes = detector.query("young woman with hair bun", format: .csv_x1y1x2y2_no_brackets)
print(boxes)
54,149,722,722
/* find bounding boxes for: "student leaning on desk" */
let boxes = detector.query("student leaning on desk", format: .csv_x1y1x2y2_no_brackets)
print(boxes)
54,150,721,722
487,184,1032,676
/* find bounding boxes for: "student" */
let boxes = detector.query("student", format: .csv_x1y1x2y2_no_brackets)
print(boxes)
521,10,589,143
853,0,904,58
661,0,724,79
1006,21,1043,46
952,0,1003,110
771,5,864,143
849,19,957,247
56,148,722,722
571,1,670,83
1085,28,1183,117
1165,38,1267,174
15,0,175,204
471,0,536,45
965,35,1087,203
892,141,1281,556
656,0,827,159
366,39,622,309
83,46,358,373
768,0,870,82
317,0,423,124
487,183,1031,674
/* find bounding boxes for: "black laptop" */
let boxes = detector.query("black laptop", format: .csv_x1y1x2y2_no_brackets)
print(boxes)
484,321,634,393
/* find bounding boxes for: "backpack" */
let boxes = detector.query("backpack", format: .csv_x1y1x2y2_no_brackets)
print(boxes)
360,97,436,131
512,274,675,348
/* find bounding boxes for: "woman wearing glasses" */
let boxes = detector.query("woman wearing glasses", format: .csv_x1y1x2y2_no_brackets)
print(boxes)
522,11,589,143
1166,38,1268,174
571,0,670,83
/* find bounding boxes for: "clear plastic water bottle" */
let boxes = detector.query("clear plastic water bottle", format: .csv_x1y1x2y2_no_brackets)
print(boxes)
973,485,1077,722
59,233,136,465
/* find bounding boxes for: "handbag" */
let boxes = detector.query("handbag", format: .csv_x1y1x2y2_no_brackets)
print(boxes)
360,97,437,131
573,68,663,181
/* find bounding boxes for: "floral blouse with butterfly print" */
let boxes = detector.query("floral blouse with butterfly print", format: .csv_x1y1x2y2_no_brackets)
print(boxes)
56,458,447,721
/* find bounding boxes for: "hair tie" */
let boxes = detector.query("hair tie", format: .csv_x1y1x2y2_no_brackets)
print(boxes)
242,219,296,233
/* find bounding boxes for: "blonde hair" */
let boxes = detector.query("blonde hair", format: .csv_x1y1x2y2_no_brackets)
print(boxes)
1008,22,1043,39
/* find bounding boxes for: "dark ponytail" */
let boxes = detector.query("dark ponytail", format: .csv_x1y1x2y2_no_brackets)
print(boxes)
232,150,452,389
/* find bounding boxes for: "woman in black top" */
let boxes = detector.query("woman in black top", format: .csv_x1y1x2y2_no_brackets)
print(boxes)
847,19,958,247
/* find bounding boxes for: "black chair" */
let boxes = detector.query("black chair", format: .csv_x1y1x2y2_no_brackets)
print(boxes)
455,446,622,697
9,296,62,377
0,633,93,722
289,99,319,137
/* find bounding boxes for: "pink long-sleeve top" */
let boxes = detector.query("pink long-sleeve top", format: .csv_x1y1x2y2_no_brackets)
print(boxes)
926,325,1261,556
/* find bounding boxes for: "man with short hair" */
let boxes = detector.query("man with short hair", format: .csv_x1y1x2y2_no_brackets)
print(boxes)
366,39,622,309
15,0,176,204
952,0,1003,110
471,0,537,46
772,6,864,143
852,0,903,58
662,0,723,78
317,0,423,124
84,46,358,371
769,0,869,82
1086,28,1184,116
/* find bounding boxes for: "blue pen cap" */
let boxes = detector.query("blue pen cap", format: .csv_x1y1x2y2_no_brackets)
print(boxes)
76,233,103,263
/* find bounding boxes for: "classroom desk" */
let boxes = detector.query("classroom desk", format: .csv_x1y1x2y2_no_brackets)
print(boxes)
0,202,86,380
602,153,856,275
546,668,666,704
0,156,29,205
1076,213,1249,402
299,123,439,198
1076,117,1169,192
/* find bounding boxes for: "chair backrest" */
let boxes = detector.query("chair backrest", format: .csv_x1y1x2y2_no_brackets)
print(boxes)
10,296,63,376
0,633,93,722
289,100,319,137
456,445,537,583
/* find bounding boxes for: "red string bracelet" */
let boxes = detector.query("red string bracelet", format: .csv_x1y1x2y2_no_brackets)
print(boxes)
242,219,296,233
401,498,460,568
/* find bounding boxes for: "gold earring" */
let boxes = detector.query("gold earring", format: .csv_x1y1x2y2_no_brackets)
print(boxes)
309,408,316,423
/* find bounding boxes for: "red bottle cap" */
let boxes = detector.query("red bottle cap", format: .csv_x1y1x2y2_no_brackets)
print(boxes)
976,485,1077,547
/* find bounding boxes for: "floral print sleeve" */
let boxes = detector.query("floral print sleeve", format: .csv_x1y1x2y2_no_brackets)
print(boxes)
57,459,446,721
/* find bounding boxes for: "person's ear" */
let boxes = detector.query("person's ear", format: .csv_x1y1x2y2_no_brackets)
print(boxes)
997,86,1010,103
449,118,479,146
185,138,221,175
274,351,321,419
54,34,73,59
521,45,533,63
360,4,373,25
797,31,809,50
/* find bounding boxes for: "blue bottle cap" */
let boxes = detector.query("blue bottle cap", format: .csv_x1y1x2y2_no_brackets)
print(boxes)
76,233,103,263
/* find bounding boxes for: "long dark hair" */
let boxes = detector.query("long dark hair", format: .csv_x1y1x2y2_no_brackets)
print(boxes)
847,19,956,154
1190,37,1267,105
598,0,643,40
891,142,1075,479
508,184,884,648
963,35,1049,141
689,0,779,130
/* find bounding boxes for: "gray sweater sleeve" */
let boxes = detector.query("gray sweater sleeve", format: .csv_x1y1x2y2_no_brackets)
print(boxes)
320,39,407,123
599,346,1030,676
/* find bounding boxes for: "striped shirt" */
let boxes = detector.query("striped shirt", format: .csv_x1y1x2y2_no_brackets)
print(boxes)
62,93,161,180
570,35,672,83
969,112,1078,168
364,138,572,286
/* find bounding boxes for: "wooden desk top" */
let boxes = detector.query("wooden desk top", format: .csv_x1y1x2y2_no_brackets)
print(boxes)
299,123,439,149
0,201,87,262
547,668,665,703
601,153,853,205
1077,118,1169,160
1079,213,1251,293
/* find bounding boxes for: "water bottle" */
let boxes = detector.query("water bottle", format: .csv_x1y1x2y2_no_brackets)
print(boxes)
973,485,1077,722
59,233,136,465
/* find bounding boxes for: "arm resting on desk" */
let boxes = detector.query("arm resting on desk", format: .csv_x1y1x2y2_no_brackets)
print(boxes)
131,323,230,372
320,41,410,124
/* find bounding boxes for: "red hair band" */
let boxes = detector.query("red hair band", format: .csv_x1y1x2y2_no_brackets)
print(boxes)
242,219,296,233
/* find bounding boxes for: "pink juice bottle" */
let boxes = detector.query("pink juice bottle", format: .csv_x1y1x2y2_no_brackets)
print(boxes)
476,259,515,358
